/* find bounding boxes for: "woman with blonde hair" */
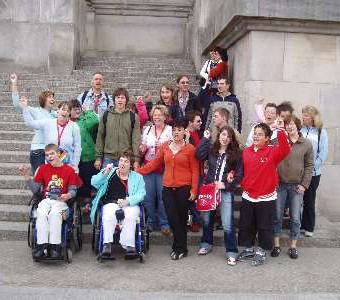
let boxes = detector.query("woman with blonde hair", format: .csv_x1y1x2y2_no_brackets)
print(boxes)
300,105,328,237
139,105,172,235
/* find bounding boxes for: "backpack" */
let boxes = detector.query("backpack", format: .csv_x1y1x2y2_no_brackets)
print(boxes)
81,90,110,107
102,110,136,140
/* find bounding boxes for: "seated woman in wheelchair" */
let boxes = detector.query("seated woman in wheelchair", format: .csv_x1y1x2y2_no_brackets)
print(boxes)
90,151,146,257
19,143,82,259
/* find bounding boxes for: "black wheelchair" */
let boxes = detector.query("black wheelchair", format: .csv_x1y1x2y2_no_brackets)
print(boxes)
92,203,149,263
27,195,83,263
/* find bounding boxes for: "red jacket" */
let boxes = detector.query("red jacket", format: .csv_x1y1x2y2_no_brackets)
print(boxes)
241,129,290,199
209,61,229,79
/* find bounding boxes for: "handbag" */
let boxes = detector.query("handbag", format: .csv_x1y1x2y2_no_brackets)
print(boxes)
196,153,226,211
196,183,221,211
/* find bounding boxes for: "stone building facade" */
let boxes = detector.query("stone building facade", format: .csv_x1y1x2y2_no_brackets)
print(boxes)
0,0,339,220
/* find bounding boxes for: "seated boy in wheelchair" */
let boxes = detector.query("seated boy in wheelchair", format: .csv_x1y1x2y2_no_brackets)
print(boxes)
90,151,146,257
19,143,82,259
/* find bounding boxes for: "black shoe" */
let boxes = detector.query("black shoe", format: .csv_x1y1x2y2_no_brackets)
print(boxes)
50,244,60,258
288,247,298,259
102,243,111,257
33,245,44,258
171,251,188,260
237,248,255,261
125,246,138,259
270,246,281,257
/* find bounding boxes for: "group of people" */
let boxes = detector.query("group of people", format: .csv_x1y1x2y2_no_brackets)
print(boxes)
12,46,328,266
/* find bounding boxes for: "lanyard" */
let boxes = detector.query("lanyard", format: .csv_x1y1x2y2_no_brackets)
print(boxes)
154,125,166,151
57,121,68,147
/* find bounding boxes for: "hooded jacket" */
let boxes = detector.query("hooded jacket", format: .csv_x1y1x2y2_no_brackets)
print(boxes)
95,107,141,162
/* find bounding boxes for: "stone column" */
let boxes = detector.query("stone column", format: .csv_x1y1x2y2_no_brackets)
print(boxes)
0,0,85,74
191,0,340,221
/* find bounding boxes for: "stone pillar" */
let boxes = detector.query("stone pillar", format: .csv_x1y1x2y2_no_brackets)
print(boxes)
0,0,85,74
191,0,340,221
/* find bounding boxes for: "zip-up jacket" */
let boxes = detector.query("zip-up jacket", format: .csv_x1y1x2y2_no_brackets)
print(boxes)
241,129,290,199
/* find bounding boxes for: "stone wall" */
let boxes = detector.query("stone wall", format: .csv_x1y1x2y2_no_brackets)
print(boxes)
83,0,194,56
0,0,85,74
191,0,340,221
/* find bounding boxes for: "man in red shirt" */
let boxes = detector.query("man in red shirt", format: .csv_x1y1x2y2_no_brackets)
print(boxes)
19,144,82,259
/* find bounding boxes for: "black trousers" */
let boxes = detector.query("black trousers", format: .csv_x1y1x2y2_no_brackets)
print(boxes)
78,160,99,198
301,175,321,232
238,198,276,251
163,186,190,254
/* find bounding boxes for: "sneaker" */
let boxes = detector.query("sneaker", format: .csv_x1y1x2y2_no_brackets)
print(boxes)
171,251,188,260
50,245,60,258
237,248,255,261
305,231,314,237
125,246,137,255
251,252,266,266
227,257,237,266
102,243,111,256
197,247,212,255
288,248,298,259
170,250,176,259
189,223,200,233
270,246,281,257
33,245,44,258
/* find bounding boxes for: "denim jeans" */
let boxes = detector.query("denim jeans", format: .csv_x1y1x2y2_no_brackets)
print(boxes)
274,183,303,240
30,149,45,175
102,155,118,169
200,191,238,258
143,172,169,230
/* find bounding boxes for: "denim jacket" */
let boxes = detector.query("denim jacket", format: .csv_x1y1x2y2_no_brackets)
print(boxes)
301,127,328,176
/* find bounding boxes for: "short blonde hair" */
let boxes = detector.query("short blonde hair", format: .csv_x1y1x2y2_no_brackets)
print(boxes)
302,105,323,129
150,104,170,120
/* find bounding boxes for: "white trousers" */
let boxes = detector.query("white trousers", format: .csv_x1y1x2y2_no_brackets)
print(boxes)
102,203,140,248
36,198,68,245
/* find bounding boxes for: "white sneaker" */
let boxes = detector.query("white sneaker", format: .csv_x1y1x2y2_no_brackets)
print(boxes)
227,257,237,266
305,231,314,237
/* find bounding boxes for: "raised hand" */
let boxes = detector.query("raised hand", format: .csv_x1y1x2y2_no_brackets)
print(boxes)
19,164,31,180
20,96,28,109
203,130,211,139
10,73,18,84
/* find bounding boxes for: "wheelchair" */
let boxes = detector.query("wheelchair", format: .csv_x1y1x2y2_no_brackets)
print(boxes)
27,194,83,263
91,203,149,263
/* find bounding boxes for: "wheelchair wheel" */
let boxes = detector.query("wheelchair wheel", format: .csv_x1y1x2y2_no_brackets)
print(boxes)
139,252,146,263
66,248,73,264
27,221,34,249
92,210,100,254
72,202,83,251
141,206,150,252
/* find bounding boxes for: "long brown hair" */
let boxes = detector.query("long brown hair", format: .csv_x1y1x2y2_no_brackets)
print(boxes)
212,126,241,166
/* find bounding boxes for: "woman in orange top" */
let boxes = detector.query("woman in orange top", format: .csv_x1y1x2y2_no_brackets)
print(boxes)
136,119,199,260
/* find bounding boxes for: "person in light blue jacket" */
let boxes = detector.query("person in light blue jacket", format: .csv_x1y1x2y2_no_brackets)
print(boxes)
90,151,146,256
10,73,57,174
300,105,328,237
22,98,81,173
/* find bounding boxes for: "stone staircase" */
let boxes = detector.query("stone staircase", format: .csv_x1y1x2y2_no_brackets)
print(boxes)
0,55,201,242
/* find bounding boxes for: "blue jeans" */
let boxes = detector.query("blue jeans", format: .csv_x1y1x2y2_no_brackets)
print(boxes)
30,149,45,175
102,155,118,169
143,173,169,230
274,183,303,240
200,191,238,258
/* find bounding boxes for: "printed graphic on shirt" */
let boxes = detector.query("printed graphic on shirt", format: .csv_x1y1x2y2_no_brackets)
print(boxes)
58,147,69,164
46,174,64,200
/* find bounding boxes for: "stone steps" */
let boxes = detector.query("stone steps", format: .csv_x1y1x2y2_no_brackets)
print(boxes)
0,175,28,189
0,122,30,131
0,141,31,152
0,131,34,141
0,220,338,248
0,189,32,205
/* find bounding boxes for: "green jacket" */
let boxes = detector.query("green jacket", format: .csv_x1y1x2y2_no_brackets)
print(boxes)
95,108,141,162
76,110,99,162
